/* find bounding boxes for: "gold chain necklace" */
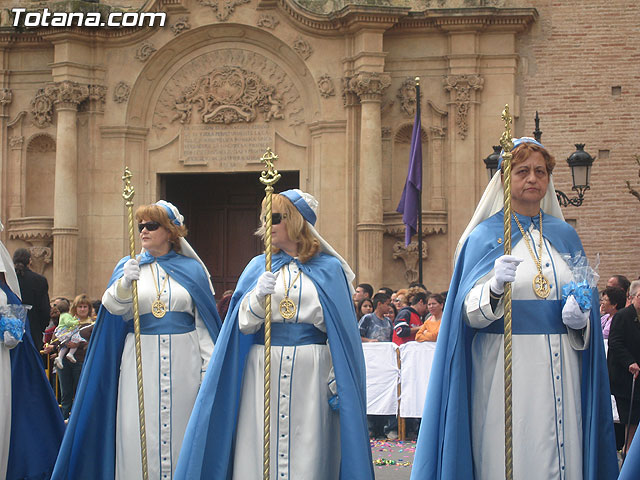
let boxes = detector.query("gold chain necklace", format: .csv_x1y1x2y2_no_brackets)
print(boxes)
513,212,550,299
151,264,169,318
279,266,302,320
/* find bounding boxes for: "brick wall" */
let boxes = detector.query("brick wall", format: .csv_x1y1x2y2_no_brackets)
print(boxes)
516,0,640,288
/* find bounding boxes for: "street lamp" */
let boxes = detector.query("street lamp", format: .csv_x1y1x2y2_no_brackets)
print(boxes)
482,111,595,207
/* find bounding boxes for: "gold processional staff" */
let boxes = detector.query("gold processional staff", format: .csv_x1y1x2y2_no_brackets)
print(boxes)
122,167,149,480
499,106,515,480
258,148,281,480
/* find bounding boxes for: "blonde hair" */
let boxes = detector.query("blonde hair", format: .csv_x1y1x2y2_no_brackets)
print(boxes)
135,204,188,253
70,293,93,320
510,142,556,174
256,194,320,263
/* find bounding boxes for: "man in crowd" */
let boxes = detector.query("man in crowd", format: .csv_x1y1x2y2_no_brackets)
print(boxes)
393,291,427,345
359,293,392,343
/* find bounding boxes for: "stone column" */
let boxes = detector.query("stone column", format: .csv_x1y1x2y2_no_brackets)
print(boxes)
47,81,88,298
348,72,390,288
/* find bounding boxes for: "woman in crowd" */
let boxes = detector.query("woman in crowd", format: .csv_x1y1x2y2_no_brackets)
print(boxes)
411,138,617,479
415,293,445,342
393,288,409,310
46,294,95,419
356,297,374,321
0,222,64,480
600,286,626,339
608,280,640,456
52,200,221,480
175,189,373,480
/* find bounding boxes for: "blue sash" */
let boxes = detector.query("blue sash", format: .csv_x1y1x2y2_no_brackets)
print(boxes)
478,300,566,335
126,311,195,335
256,322,328,346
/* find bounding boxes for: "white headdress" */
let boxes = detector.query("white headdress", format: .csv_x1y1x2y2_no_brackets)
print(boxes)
0,219,21,299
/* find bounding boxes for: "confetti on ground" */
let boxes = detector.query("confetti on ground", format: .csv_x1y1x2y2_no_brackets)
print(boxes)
370,439,416,468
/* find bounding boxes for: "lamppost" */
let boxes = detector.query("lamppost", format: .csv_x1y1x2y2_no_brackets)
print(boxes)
483,111,595,207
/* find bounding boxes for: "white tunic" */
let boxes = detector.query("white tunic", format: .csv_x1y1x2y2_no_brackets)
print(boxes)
0,289,11,480
102,261,214,480
464,219,589,480
233,260,340,480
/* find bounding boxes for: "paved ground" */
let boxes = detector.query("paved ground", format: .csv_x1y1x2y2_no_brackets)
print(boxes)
371,439,415,480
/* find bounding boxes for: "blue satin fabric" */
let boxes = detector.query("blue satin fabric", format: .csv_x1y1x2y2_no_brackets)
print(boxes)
126,311,195,335
174,251,374,480
256,322,327,346
410,210,619,480
2,283,65,480
478,300,565,335
51,250,221,480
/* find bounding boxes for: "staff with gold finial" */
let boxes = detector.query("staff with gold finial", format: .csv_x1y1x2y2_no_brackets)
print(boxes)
122,167,149,480
499,105,514,480
258,148,281,480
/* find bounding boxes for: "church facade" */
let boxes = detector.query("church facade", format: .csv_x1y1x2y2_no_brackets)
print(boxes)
1,0,638,300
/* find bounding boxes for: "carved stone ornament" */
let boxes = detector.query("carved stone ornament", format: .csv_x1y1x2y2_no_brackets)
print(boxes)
381,126,392,138
257,13,278,29
113,81,131,104
443,74,484,140
171,65,286,125
27,134,56,153
171,16,190,35
317,74,335,98
88,85,107,108
397,77,417,116
393,240,428,283
30,89,54,128
0,88,12,106
135,42,157,62
9,136,24,150
29,246,52,275
346,72,392,101
292,37,313,60
44,81,90,107
152,49,304,135
197,0,250,22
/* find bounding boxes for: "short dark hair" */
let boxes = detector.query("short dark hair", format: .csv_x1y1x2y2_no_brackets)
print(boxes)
428,293,446,306
602,287,626,311
408,281,428,291
372,293,390,310
12,248,31,275
611,275,631,295
410,292,427,306
357,283,374,298
54,298,70,313
378,287,393,297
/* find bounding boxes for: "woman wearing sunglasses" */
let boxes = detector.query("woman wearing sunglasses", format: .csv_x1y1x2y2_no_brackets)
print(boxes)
53,201,222,480
176,190,373,480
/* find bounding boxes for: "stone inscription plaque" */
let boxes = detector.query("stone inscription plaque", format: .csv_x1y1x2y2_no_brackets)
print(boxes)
180,123,273,168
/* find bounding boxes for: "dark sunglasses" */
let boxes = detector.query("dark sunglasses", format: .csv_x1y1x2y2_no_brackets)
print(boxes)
269,213,287,225
138,222,161,232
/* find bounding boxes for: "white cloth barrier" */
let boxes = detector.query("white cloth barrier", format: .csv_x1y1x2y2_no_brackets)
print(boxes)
362,341,437,417
362,342,399,415
399,341,437,418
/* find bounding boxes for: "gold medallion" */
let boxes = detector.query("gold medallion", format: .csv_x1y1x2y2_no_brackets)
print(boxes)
151,299,167,318
279,297,296,320
533,273,551,299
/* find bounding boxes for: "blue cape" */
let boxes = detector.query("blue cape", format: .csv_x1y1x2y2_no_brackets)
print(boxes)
411,211,619,480
175,251,374,480
619,426,640,479
51,250,221,480
2,283,65,480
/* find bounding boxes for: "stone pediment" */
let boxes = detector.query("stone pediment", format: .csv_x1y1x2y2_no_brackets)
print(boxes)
152,49,304,142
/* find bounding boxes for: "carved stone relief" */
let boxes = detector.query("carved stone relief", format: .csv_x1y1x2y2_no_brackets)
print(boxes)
345,72,391,101
135,42,156,62
443,74,483,140
0,88,12,105
152,49,304,137
171,16,190,35
9,136,23,150
197,0,250,21
86,84,107,111
45,81,90,108
397,77,417,116
292,37,313,60
30,90,54,128
317,74,335,98
29,246,53,275
257,14,278,29
113,81,131,104
393,240,428,283
27,134,56,153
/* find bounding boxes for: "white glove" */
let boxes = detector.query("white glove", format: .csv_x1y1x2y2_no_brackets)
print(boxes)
3,331,19,349
489,255,524,295
255,271,277,300
562,295,590,330
121,258,140,289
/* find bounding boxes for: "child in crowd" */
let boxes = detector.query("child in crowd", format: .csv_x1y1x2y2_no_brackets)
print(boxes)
53,307,85,369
